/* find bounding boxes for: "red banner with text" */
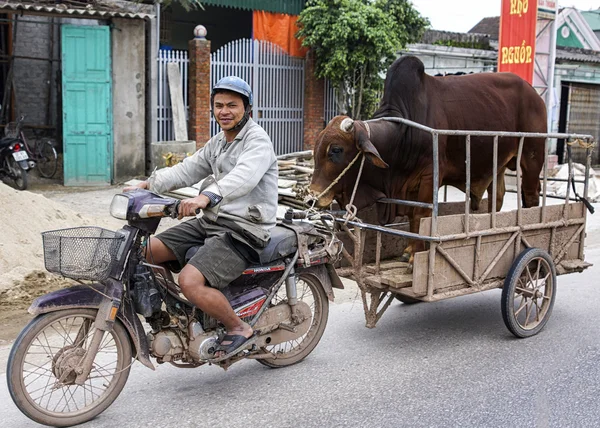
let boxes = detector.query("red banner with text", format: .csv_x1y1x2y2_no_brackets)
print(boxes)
498,0,538,83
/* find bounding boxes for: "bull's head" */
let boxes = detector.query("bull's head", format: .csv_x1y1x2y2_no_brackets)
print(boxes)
309,115,389,208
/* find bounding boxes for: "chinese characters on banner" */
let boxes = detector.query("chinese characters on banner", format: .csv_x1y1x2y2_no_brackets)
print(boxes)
498,0,539,83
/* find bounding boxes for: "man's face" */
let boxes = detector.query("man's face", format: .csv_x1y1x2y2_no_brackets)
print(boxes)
213,91,246,131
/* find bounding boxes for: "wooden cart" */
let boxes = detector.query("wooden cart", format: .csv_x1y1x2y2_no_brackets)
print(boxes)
335,118,595,337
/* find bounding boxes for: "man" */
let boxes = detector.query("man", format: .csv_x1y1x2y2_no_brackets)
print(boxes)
126,76,278,358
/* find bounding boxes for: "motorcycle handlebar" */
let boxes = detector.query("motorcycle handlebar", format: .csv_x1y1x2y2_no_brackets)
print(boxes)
164,201,203,219
165,200,181,219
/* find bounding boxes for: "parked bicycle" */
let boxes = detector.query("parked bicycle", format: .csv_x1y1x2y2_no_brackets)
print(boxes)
4,115,58,179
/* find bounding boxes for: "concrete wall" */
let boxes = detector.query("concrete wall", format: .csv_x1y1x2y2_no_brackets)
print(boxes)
112,18,146,182
145,14,158,174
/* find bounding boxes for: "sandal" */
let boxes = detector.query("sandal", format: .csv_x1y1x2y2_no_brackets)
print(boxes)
210,333,257,362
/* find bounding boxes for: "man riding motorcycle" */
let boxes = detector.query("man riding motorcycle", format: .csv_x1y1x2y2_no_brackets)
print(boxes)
125,76,278,358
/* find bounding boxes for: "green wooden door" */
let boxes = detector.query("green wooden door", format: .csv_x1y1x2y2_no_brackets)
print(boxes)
61,25,112,185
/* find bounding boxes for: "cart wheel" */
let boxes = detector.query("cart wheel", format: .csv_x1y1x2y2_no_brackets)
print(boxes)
501,248,557,338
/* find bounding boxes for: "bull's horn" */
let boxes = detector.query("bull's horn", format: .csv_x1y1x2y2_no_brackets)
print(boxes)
340,118,354,133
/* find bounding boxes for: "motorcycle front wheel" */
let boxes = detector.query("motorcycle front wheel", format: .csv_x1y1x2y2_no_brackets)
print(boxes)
6,156,27,190
7,309,132,427
256,272,329,368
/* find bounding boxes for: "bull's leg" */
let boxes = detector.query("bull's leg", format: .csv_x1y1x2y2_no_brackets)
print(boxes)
521,169,542,208
520,140,545,208
486,167,507,212
399,205,415,263
470,192,482,211
403,178,434,269
399,245,412,263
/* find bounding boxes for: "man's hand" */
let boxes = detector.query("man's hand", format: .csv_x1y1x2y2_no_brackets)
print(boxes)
123,181,148,192
178,194,211,219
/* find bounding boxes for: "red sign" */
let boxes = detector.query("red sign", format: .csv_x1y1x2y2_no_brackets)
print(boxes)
498,0,538,83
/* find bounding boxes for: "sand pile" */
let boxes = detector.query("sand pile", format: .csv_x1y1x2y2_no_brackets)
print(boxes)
0,182,118,303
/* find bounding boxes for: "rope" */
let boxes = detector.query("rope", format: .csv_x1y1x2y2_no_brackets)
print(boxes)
567,138,596,150
344,155,366,224
307,151,363,204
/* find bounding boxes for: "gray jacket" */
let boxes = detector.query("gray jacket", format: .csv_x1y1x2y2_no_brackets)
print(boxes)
148,119,279,242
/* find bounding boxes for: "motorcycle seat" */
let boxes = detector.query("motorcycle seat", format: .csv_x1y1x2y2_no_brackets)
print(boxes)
0,137,19,150
184,225,298,265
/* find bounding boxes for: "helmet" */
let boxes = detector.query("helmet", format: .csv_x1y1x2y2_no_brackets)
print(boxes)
211,76,253,106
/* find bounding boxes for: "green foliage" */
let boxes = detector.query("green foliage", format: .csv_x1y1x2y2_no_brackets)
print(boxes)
297,0,428,119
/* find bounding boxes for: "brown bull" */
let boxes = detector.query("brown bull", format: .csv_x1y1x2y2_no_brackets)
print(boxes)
309,56,547,263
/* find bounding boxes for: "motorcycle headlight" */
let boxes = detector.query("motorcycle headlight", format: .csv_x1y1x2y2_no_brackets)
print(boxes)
110,194,131,220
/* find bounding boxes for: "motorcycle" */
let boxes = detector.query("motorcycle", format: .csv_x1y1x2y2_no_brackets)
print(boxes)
7,189,343,427
0,135,33,190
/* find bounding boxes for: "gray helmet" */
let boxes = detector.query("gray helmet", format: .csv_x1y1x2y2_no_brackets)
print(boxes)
211,76,253,131
211,76,253,106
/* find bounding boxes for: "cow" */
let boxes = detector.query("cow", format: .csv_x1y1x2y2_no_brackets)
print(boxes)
309,56,547,264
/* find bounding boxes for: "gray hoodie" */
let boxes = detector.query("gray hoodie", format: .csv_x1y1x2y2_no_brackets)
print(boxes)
148,119,279,242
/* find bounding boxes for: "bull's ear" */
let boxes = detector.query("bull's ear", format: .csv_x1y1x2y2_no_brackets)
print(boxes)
356,127,388,169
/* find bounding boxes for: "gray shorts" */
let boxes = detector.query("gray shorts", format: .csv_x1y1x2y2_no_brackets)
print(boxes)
153,217,250,289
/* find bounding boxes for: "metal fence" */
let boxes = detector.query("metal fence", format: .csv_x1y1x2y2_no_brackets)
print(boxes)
157,49,189,142
211,39,305,155
324,79,340,124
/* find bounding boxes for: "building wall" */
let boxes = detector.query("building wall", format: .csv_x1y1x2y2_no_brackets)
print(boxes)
557,24,585,48
552,63,600,137
13,16,102,144
146,15,158,174
112,18,146,181
13,16,60,134
399,44,497,75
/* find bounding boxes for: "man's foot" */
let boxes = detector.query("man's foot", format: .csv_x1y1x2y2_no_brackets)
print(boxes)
212,325,254,361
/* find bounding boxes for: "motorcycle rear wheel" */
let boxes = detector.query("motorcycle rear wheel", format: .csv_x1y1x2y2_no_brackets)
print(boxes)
7,309,132,427
256,272,329,368
6,156,27,190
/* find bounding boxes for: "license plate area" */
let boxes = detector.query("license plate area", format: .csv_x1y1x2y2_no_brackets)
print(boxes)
12,151,28,161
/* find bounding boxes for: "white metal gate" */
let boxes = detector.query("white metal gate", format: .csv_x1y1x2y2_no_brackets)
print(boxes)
211,39,305,155
157,49,189,142
324,79,341,124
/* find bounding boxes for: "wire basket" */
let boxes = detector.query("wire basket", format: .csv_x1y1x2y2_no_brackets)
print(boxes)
42,227,125,281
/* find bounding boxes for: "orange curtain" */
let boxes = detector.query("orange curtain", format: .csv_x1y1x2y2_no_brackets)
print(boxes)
252,11,308,58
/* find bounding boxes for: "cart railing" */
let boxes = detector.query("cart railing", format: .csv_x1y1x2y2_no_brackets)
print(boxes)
333,118,595,326
347,116,596,240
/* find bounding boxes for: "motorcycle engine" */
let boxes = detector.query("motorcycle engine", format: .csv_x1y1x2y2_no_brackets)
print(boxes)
188,331,219,361
147,330,185,362
148,328,219,363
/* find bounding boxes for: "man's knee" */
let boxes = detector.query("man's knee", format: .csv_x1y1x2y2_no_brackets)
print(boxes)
179,265,207,293
145,237,176,264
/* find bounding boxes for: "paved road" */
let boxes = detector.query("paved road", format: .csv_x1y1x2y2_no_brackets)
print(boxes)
2,243,600,427
3,189,600,427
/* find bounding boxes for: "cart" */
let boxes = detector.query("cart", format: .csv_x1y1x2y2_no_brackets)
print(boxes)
334,117,595,337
